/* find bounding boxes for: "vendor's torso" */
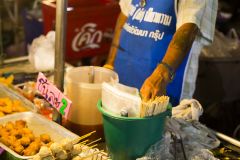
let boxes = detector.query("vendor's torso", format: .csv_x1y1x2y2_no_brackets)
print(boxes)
115,0,189,105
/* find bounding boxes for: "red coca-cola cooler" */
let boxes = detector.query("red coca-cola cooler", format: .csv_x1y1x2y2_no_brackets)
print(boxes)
41,0,120,64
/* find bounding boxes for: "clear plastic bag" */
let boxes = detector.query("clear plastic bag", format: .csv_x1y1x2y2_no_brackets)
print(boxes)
201,29,240,58
28,31,55,71
137,118,220,160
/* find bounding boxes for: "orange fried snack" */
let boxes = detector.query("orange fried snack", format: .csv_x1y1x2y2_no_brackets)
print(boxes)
0,75,14,86
0,120,53,156
0,98,28,116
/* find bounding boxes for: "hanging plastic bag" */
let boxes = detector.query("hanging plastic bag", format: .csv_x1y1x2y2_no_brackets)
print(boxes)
28,31,55,71
201,29,240,58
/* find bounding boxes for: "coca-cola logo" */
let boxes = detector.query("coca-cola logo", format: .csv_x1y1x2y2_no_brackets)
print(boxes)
72,23,103,52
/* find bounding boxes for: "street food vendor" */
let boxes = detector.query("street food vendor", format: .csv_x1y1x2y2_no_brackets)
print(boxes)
104,0,218,105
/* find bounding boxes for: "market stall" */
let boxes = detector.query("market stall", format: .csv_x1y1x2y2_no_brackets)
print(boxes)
0,0,240,160
1,65,240,160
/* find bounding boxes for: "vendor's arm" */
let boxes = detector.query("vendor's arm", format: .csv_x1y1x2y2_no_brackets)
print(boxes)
104,12,127,70
140,23,199,101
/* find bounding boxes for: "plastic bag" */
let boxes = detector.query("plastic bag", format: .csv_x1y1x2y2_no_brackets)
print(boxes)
101,82,141,117
28,31,55,71
201,29,240,58
137,118,220,160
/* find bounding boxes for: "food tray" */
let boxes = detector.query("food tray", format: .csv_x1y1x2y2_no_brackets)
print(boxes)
0,83,38,115
0,112,79,159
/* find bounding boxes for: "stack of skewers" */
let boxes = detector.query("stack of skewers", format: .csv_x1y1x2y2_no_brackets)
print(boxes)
140,96,170,118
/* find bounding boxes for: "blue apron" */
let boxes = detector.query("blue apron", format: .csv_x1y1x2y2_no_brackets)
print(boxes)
114,0,189,106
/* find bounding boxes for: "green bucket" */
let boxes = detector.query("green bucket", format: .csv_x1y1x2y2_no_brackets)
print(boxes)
97,100,172,160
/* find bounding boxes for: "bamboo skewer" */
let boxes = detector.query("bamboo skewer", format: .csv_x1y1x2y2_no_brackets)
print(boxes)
86,138,102,146
73,131,96,144
80,150,104,160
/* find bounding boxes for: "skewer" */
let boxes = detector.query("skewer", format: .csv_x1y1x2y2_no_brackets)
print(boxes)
79,139,89,145
86,138,102,146
80,150,104,160
73,131,96,144
88,144,98,149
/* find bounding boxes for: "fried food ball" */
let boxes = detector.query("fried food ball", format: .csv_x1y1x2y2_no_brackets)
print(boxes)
40,134,51,144
15,120,27,128
0,136,11,146
0,98,12,108
16,106,28,112
28,140,41,151
23,148,37,156
0,128,9,137
5,122,15,131
14,131,23,139
12,140,22,148
1,106,13,114
20,137,31,147
9,128,19,136
23,141,41,156
11,100,20,112
7,136,17,146
0,111,4,117
25,133,35,142
34,137,42,144
21,127,32,134
14,144,24,154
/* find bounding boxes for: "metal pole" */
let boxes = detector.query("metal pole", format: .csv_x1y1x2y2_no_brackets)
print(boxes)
0,5,4,67
53,0,68,124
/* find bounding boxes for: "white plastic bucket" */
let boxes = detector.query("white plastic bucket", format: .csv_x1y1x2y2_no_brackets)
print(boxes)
65,66,118,137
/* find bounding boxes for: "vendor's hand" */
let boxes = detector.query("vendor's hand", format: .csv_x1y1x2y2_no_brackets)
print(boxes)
103,64,114,70
140,64,171,101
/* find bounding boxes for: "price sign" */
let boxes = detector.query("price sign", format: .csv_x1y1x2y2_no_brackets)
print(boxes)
36,72,72,118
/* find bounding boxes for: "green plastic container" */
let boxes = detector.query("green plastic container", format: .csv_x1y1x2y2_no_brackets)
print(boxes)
97,100,172,160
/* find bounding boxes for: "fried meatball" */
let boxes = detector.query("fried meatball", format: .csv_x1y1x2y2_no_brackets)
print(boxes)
40,134,51,144
25,133,35,142
20,137,31,147
15,120,27,128
5,122,14,131
7,136,17,146
14,145,24,154
0,111,4,117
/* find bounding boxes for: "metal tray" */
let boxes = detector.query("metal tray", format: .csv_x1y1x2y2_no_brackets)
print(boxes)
0,112,79,159
0,83,38,116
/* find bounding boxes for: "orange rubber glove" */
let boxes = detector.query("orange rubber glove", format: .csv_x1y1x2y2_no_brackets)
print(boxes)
140,64,171,101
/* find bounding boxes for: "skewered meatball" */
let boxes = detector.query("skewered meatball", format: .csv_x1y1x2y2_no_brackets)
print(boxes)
71,144,82,156
60,138,73,151
50,142,63,155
